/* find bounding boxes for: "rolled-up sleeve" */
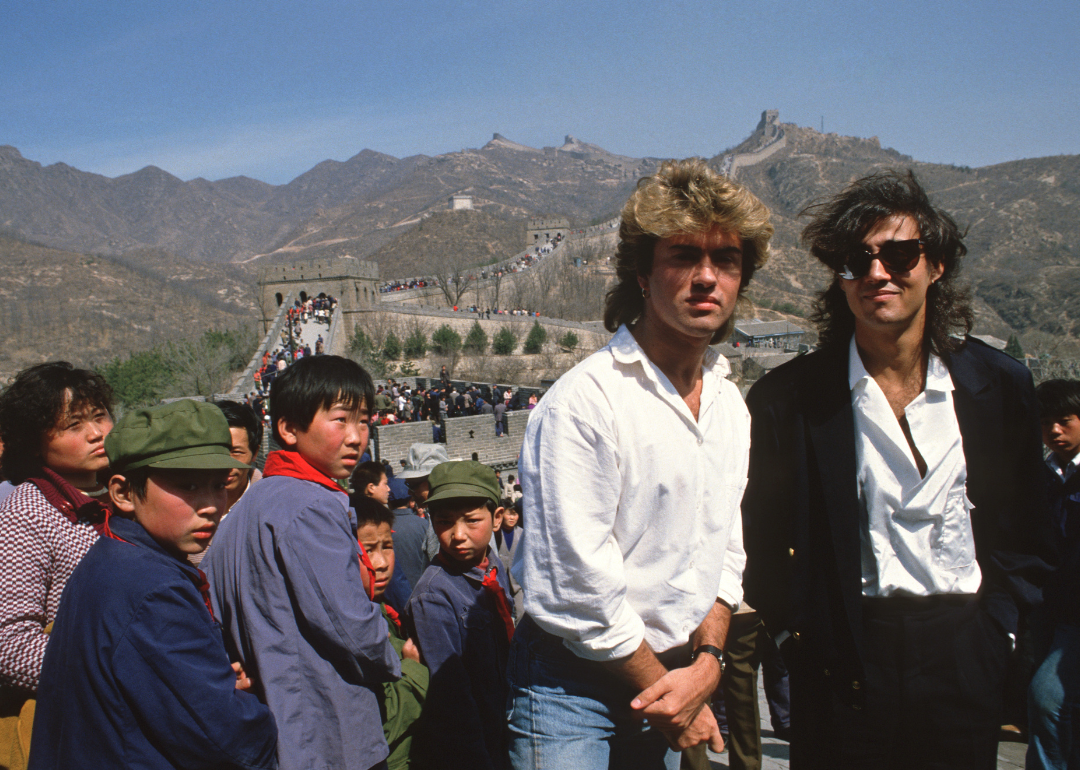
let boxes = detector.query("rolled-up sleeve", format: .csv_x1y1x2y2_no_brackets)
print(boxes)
717,507,746,611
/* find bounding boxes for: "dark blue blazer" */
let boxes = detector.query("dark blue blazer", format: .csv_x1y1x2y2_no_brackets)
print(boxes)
742,338,1055,682
29,516,277,770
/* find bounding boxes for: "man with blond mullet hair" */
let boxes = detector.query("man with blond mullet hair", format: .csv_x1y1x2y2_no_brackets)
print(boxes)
508,158,773,769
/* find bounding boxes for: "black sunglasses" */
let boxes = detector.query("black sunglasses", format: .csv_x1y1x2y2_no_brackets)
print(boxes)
838,239,925,280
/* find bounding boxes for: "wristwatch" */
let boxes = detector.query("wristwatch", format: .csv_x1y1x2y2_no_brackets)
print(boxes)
690,644,726,675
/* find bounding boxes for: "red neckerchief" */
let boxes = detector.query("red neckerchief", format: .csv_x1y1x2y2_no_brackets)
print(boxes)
262,450,344,494
478,556,516,643
357,542,376,600
103,526,216,621
383,602,402,630
27,466,114,537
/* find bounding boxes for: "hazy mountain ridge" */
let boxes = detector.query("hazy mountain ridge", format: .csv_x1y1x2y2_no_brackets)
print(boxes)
0,137,655,269
1,117,1077,354
724,124,1080,344
0,234,256,378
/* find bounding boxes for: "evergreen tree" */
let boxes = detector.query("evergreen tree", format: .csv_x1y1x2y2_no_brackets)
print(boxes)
558,330,579,351
524,321,548,354
349,328,375,358
382,332,401,360
1004,334,1024,360
404,328,427,358
492,326,518,355
432,324,463,355
463,321,488,354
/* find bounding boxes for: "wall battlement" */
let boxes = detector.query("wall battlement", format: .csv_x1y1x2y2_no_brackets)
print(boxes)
258,256,381,313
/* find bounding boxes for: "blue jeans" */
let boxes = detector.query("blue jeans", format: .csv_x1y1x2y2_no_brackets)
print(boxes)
507,616,679,770
1028,623,1080,770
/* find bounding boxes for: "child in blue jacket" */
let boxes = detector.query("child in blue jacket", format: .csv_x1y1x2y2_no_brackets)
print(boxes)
28,399,277,770
204,355,400,770
403,460,514,770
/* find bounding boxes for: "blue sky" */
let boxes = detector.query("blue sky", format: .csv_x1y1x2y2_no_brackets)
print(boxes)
4,0,1077,185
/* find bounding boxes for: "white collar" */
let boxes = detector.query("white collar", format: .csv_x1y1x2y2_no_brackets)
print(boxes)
609,324,730,379
847,335,953,394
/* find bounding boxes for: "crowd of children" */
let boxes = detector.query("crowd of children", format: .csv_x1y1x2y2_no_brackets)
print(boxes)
0,355,520,770
0,353,1076,769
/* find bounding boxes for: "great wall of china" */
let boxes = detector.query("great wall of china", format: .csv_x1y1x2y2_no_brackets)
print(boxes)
232,112,793,470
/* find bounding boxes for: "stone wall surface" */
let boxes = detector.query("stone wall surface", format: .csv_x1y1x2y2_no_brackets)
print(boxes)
371,421,435,467
371,409,533,471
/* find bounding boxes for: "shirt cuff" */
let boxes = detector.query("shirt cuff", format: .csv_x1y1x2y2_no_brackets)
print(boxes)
717,574,743,615
536,604,646,663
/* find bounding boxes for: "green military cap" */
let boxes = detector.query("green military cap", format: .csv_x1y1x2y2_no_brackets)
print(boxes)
106,399,251,473
425,460,502,507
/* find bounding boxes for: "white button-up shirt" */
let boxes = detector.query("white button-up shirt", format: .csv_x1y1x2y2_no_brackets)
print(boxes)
849,336,982,597
515,325,749,661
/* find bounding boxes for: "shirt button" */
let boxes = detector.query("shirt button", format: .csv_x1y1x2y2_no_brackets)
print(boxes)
697,437,703,446
851,680,861,690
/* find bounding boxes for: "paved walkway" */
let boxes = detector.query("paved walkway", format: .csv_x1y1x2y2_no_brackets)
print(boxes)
700,679,1027,768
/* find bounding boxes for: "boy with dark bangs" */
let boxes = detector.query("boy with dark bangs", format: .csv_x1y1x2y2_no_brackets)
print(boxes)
353,496,430,770
27,399,277,770
204,355,401,770
403,460,514,770
0,362,114,769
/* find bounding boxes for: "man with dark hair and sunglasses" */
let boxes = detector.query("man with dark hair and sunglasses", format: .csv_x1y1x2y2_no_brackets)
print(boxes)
741,170,1054,769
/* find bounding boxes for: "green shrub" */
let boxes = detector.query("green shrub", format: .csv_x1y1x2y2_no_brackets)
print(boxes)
432,324,462,355
404,328,427,358
492,327,517,355
98,348,174,407
382,332,401,360
349,328,375,358
463,321,488,354
558,331,579,350
523,321,548,354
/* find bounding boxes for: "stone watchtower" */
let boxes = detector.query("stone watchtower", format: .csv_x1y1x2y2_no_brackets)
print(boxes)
258,256,380,313
757,109,780,141
525,216,569,247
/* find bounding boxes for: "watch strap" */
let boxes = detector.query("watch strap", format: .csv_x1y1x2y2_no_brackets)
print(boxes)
690,644,726,674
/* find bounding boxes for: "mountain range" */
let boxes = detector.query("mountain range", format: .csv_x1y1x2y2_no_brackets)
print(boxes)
0,111,1077,379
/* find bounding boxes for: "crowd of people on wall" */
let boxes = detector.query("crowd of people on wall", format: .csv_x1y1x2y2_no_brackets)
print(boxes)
368,379,535,444
379,235,563,296
1,161,1078,770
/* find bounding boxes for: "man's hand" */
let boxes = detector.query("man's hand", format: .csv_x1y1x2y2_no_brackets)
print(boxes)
662,703,725,753
231,661,252,691
402,637,421,663
630,654,722,744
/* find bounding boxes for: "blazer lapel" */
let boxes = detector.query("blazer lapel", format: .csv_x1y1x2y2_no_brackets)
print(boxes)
947,343,995,456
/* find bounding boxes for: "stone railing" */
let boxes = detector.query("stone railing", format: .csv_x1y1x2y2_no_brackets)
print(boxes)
371,409,534,471
224,292,292,399
352,302,607,335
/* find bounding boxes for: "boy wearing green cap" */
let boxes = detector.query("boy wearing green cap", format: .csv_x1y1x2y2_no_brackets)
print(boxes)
28,399,278,770
403,460,514,770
